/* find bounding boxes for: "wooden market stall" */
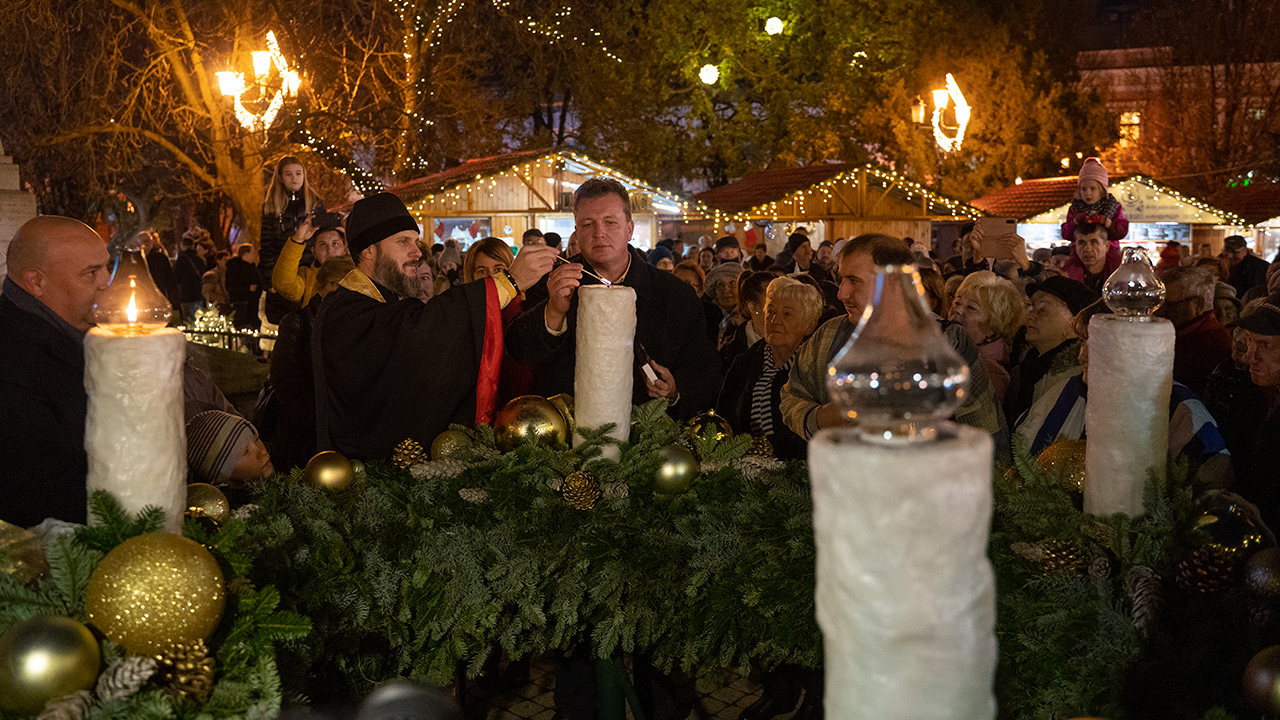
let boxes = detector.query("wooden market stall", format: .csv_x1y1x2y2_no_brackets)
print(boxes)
1216,180,1280,260
971,174,1248,257
388,148,685,250
678,163,981,255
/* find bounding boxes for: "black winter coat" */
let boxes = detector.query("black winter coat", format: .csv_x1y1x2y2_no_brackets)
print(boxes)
506,246,722,421
0,289,88,527
715,339,808,461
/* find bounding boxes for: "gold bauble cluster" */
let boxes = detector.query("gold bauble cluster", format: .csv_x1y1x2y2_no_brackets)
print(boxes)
84,533,226,656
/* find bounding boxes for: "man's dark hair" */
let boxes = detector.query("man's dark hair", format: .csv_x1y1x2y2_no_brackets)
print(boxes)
1073,222,1107,240
543,232,562,249
521,228,543,242
235,244,254,258
573,177,631,221
838,233,916,266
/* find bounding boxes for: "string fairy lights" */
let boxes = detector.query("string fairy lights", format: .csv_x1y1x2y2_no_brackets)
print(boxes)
1023,175,1248,228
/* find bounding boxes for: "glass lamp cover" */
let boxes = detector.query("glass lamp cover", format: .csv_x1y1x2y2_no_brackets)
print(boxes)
1103,247,1165,319
826,265,969,443
92,236,172,335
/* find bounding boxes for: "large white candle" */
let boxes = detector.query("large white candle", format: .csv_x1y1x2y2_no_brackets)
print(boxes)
809,424,996,720
84,328,187,532
1084,315,1174,517
575,285,637,459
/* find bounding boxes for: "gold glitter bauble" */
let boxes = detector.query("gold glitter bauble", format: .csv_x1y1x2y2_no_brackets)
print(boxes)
304,451,355,491
563,471,601,510
654,444,698,495
494,395,568,453
686,411,734,444
430,429,470,461
85,533,225,656
185,483,230,524
0,616,100,715
1037,438,1086,493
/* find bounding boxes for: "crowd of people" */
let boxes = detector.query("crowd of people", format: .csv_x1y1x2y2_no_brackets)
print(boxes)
6,156,1280,719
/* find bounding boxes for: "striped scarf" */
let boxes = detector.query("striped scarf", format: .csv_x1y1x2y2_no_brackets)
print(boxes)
750,344,790,436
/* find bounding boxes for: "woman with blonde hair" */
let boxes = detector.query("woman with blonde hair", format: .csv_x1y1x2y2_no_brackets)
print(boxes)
463,236,516,283
946,270,1026,404
260,156,325,320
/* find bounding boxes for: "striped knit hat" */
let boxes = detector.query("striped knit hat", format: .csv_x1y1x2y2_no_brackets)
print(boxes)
186,411,256,485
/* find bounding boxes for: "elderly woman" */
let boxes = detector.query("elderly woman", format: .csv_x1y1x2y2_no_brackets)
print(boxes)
704,261,744,344
947,271,1026,405
717,277,824,461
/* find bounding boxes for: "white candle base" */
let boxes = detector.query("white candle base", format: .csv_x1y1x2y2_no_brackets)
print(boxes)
809,424,996,720
574,285,637,461
1084,316,1174,517
84,328,187,532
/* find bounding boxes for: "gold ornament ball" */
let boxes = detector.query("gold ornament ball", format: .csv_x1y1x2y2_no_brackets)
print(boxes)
494,395,568,453
431,429,471,461
85,533,226,656
185,483,230,524
654,444,698,495
686,411,734,443
1245,645,1280,714
350,458,366,477
1247,548,1280,599
1037,438,1087,493
548,393,576,435
304,451,355,491
0,616,100,715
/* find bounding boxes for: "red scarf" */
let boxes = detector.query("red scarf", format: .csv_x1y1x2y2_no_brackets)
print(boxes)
475,278,504,425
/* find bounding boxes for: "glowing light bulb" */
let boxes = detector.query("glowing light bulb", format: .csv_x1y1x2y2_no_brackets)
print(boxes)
932,88,950,109
765,17,784,34
252,51,271,80
699,64,720,85
216,71,243,97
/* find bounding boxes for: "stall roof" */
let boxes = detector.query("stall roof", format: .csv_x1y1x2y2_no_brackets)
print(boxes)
388,147,684,210
693,163,980,218
973,174,1246,226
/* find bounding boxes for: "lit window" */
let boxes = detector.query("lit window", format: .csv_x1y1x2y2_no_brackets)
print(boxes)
1119,111,1141,148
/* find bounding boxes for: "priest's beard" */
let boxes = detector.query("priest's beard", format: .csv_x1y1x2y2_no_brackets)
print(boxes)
372,245,421,299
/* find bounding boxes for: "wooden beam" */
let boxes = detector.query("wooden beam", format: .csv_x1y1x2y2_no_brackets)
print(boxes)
515,170,555,210
865,178,898,216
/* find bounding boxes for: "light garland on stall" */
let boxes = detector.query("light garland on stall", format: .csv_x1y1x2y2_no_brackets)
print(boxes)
1024,176,1249,228
681,164,982,225
402,149,685,221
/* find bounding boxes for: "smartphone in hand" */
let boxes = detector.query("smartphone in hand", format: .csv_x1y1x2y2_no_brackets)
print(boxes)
975,217,1020,260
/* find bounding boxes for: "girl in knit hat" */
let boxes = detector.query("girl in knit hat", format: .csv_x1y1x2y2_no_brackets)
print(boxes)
1060,157,1128,244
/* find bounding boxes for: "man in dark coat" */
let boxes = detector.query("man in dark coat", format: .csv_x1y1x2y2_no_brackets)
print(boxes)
1157,266,1233,397
0,216,111,527
1224,235,1269,298
142,230,180,315
174,230,210,321
507,178,721,422
312,193,556,460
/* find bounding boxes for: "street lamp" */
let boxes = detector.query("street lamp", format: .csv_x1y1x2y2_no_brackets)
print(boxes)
215,31,300,132
910,73,972,191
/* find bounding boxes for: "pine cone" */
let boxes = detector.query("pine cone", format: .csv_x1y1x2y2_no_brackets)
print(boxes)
601,482,630,500
392,439,427,468
37,691,92,720
458,488,489,504
96,655,157,701
1177,545,1240,593
1126,566,1164,634
675,435,697,459
1089,556,1113,581
562,471,601,510
154,640,215,703
746,435,775,458
1040,539,1084,576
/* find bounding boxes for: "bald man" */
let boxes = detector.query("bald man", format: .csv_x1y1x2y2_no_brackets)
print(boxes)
1,216,110,527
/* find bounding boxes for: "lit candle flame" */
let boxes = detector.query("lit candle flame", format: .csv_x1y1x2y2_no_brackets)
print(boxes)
126,278,138,323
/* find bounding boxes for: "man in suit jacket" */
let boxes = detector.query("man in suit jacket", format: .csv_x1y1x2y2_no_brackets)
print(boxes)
0,217,111,527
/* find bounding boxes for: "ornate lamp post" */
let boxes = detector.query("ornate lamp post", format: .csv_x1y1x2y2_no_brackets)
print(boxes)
215,32,301,133
910,73,972,191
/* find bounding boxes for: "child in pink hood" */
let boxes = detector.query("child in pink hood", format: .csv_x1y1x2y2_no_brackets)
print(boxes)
1061,158,1127,285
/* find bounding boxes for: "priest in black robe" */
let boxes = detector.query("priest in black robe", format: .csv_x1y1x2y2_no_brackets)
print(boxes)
312,193,556,460
507,178,721,422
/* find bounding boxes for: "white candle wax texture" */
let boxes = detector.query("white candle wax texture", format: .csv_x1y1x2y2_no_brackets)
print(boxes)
1084,315,1174,517
84,328,187,532
809,424,996,720
574,285,637,458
